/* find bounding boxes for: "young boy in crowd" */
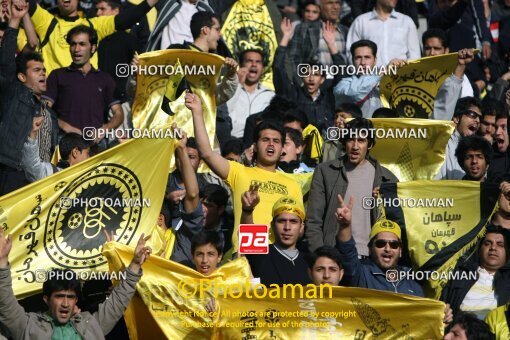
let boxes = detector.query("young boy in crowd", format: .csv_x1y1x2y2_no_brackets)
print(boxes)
278,127,314,174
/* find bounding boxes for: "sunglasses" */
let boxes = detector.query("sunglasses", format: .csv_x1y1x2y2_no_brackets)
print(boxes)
374,239,400,249
463,111,481,119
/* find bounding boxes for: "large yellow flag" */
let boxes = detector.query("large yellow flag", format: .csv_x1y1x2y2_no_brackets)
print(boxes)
369,118,455,181
221,0,278,90
104,242,445,339
1,138,174,298
380,53,458,118
131,50,224,151
380,181,499,299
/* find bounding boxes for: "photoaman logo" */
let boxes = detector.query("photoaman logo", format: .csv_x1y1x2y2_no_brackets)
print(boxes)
239,225,269,254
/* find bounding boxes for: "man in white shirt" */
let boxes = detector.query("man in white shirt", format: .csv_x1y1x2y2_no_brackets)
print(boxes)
346,0,420,66
422,28,474,98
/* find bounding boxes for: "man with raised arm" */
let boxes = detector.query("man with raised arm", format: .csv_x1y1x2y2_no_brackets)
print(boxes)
185,92,303,256
0,229,151,339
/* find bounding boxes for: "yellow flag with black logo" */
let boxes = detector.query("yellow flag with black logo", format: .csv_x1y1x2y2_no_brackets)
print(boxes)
380,181,499,299
0,138,174,298
380,53,458,118
221,0,278,90
104,242,444,339
369,118,454,181
131,50,224,153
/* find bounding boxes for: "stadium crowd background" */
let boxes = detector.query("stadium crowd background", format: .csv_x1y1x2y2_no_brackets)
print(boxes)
2,0,510,338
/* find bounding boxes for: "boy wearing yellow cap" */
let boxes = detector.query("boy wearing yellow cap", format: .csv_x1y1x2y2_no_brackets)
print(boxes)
241,191,312,286
334,193,424,296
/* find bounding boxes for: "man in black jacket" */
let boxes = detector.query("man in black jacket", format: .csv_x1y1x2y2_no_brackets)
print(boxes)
0,2,47,195
440,225,510,319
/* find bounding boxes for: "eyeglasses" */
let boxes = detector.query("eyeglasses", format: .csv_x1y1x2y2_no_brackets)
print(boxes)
463,111,481,119
374,239,400,249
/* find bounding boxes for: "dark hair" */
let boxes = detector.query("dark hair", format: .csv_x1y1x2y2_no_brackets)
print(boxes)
372,108,398,118
283,109,309,130
482,224,510,258
342,117,376,149
482,97,505,118
455,135,493,169
350,39,377,59
190,11,219,40
239,49,265,66
42,269,82,299
66,25,98,46
453,97,482,118
59,133,92,163
306,246,343,270
284,127,304,148
422,28,448,48
200,184,229,208
253,120,285,144
221,138,244,157
336,103,362,119
160,199,172,228
445,312,495,340
186,137,198,150
15,52,44,75
97,0,121,10
191,230,223,255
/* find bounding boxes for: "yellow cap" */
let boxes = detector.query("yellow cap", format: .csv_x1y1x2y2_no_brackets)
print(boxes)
272,197,305,221
369,219,401,240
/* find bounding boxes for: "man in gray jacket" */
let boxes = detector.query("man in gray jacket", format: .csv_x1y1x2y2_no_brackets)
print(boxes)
305,118,398,257
0,229,151,340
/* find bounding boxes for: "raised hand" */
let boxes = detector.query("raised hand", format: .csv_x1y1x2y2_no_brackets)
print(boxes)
457,49,474,66
171,122,187,149
224,57,238,77
335,193,353,228
0,227,12,268
11,0,27,19
128,233,151,273
237,67,248,85
241,184,260,211
281,17,294,38
322,21,338,54
205,297,216,313
184,92,203,114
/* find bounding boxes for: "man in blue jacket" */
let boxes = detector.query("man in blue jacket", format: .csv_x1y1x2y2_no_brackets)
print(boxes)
334,193,423,296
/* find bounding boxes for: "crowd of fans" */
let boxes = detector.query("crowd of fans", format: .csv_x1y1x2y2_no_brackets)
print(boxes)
3,0,510,338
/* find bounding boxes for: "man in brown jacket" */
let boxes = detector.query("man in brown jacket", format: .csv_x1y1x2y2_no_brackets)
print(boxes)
0,228,151,340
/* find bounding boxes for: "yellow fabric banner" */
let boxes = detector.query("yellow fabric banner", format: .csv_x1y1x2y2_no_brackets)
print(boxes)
380,180,499,299
104,242,445,339
1,138,174,298
131,49,224,153
380,53,458,118
369,118,455,181
221,0,277,90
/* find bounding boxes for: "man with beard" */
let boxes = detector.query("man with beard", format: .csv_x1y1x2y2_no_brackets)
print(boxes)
455,135,492,181
478,98,500,145
43,25,123,145
440,225,510,319
334,194,423,296
187,92,302,258
307,246,344,286
486,114,509,183
435,97,483,180
0,1,49,195
491,180,510,229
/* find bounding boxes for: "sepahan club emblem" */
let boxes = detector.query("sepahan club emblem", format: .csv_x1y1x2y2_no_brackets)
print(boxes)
44,164,143,269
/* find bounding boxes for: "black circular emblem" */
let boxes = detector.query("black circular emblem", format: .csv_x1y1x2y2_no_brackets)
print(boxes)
44,164,143,269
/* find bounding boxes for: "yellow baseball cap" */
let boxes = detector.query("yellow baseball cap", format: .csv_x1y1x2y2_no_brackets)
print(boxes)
272,197,305,221
369,219,401,240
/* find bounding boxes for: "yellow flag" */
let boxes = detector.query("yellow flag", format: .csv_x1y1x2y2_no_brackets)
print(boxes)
369,118,455,181
103,242,252,339
380,53,458,118
131,49,224,153
221,0,277,90
104,242,445,339
302,124,323,164
380,180,499,298
1,138,174,298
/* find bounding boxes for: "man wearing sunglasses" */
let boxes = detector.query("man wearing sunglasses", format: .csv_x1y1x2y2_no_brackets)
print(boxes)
334,194,424,296
436,97,483,180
